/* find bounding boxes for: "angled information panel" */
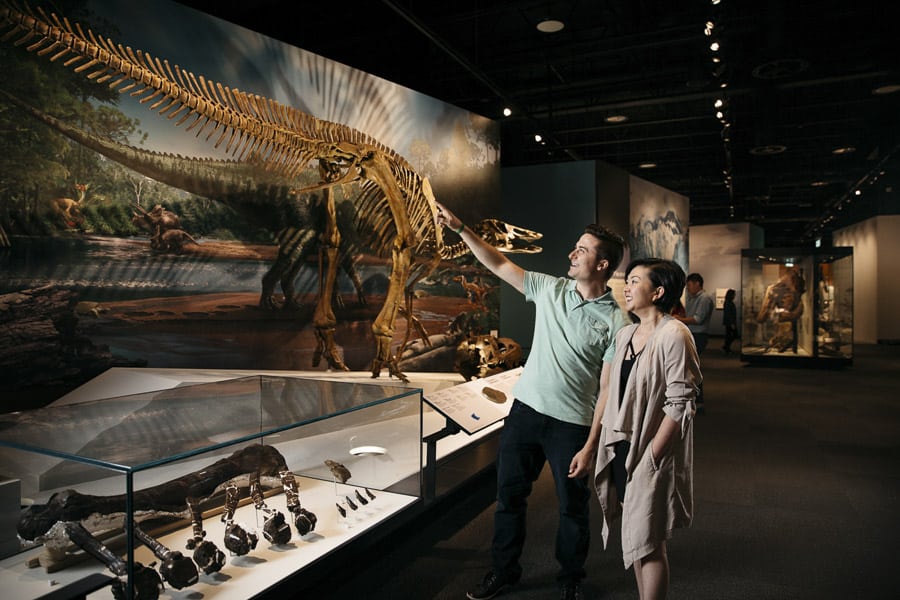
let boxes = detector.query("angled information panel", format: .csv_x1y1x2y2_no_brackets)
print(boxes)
423,367,523,434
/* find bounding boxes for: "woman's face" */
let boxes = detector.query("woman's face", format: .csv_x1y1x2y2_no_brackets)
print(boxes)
624,265,661,313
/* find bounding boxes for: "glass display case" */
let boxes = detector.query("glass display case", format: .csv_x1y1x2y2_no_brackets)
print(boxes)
0,374,424,599
741,247,853,365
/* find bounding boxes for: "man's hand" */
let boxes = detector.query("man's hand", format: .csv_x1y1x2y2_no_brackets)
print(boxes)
568,445,596,479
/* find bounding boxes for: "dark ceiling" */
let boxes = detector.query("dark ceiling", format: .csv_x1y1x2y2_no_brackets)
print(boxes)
177,0,899,247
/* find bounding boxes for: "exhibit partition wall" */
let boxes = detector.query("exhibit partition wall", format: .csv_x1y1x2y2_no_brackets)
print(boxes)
834,215,900,344
688,223,764,337
0,0,502,401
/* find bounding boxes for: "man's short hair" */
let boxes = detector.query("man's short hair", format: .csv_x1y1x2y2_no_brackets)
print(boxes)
687,272,704,287
584,224,625,273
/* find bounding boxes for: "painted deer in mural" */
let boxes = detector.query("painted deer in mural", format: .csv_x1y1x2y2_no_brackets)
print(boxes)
0,1,542,381
49,183,89,227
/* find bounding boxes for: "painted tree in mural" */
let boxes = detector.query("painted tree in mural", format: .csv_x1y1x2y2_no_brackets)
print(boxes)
0,1,539,382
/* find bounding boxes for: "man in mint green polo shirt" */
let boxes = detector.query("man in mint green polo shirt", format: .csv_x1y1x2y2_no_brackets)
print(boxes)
436,202,629,600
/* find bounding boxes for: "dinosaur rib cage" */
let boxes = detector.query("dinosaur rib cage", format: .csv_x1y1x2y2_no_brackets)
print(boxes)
0,2,414,182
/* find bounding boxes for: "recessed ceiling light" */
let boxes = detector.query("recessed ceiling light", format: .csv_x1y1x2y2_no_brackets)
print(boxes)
749,144,787,156
605,114,628,123
872,83,900,95
832,146,856,155
810,181,828,187
638,162,657,169
503,107,512,117
536,19,565,33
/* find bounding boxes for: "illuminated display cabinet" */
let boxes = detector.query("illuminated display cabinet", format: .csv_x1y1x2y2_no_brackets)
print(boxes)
0,374,427,599
741,247,853,365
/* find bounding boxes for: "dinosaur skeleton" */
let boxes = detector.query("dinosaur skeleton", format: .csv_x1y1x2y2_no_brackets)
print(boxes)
17,444,288,542
0,2,542,380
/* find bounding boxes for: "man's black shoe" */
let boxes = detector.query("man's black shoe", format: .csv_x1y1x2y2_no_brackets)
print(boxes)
560,580,585,600
467,570,516,600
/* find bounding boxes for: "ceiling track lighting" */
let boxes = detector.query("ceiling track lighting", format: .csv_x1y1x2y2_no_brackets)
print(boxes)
701,7,733,211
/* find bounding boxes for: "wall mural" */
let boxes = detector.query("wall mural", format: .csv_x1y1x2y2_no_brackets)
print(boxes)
628,175,689,271
0,0,516,400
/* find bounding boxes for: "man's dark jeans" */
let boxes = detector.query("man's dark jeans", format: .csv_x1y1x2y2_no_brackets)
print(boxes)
491,399,591,584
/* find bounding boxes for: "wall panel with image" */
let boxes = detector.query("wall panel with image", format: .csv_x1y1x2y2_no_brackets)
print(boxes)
0,0,501,400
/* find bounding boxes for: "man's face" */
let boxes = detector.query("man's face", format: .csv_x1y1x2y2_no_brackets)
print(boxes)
686,280,701,295
567,233,607,280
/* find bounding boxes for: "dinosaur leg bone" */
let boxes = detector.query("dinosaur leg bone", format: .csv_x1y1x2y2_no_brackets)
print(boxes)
133,522,199,590
61,521,163,600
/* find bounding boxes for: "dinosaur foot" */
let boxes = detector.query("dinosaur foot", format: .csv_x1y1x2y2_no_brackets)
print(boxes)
313,329,350,372
370,358,409,383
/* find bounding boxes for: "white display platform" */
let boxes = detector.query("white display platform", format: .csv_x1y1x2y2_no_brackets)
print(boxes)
0,475,416,600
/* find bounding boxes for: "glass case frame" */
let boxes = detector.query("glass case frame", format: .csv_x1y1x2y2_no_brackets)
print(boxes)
0,374,424,599
740,247,853,366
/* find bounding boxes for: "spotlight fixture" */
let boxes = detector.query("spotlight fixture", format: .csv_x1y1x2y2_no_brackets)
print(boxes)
872,83,900,95
536,18,565,33
604,114,629,124
534,133,543,143
704,21,715,36
854,189,862,196
503,107,512,117
638,161,657,169
714,98,724,108
832,146,856,155
710,41,720,52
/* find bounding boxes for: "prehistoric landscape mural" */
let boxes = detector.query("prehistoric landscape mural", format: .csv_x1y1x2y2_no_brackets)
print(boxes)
0,0,517,402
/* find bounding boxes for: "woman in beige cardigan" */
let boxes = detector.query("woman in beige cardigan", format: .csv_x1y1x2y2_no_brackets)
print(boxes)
593,258,701,599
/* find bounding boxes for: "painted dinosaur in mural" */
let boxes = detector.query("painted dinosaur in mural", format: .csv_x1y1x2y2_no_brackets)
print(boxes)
0,2,542,380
